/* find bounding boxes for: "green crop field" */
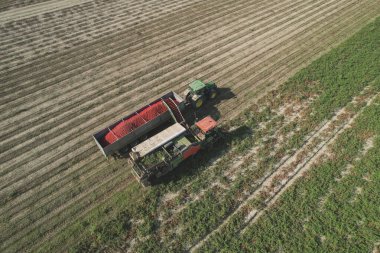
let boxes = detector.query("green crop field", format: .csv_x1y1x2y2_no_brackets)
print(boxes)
35,16,380,253
224,94,380,253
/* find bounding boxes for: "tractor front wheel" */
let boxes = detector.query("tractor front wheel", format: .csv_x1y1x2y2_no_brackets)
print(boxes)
194,97,203,108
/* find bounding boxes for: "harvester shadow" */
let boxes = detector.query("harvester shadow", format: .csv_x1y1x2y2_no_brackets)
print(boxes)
183,87,236,125
150,124,252,186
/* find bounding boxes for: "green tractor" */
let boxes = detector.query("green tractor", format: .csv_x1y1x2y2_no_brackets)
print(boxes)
183,80,218,108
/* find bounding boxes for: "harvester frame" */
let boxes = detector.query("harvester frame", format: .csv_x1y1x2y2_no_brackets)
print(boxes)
130,116,220,186
93,82,220,186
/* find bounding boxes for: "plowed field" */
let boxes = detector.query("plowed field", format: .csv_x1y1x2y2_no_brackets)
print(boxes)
1,0,379,252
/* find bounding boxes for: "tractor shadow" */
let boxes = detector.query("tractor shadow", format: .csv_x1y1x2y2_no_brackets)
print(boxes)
150,124,252,186
183,87,236,125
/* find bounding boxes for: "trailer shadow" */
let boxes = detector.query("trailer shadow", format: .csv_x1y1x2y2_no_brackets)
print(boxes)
183,87,236,124
150,124,252,186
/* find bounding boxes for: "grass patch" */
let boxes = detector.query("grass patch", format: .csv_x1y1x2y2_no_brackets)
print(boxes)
201,97,380,250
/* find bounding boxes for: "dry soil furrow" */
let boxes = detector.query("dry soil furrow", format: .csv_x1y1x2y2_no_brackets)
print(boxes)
6,156,117,222
0,0,376,251
0,141,99,193
0,0,276,104
0,0,320,167
213,5,380,119
0,0,350,200
0,1,116,43
0,0,314,154
0,0,312,111
7,156,128,225
29,173,135,253
4,174,132,253
0,0,51,12
0,151,102,218
0,0,188,44
192,0,366,105
0,0,198,74
1,0,308,101
0,0,303,139
0,0,268,115
0,0,246,86
0,0,362,196
1,163,129,249
0,0,202,66
0,0,93,24
0,0,372,235
0,0,193,44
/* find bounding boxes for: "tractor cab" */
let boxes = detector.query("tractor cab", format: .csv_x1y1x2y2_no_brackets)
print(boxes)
189,80,208,95
184,80,218,108
192,116,219,143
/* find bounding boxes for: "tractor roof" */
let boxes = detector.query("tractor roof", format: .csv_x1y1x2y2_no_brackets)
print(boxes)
189,80,206,92
195,116,217,133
